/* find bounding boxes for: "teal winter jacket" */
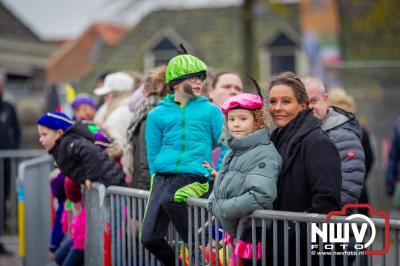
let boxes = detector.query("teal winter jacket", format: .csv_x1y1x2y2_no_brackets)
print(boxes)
145,94,224,178
209,128,282,237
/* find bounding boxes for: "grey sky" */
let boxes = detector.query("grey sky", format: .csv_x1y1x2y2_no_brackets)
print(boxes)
3,0,241,40
3,0,99,40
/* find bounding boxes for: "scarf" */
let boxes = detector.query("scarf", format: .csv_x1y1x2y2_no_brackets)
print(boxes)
270,110,308,161
126,95,159,141
123,95,159,178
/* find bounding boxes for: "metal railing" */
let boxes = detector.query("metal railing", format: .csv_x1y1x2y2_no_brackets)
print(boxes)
8,151,400,265
85,183,111,266
17,154,53,266
0,149,46,239
86,185,400,266
86,185,196,266
248,210,400,266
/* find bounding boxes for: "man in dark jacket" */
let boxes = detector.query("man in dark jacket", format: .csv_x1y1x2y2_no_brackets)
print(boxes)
37,111,125,187
0,77,20,150
304,77,366,208
0,76,21,255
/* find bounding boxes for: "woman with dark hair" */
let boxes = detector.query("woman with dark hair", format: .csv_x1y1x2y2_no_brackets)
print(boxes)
266,72,342,265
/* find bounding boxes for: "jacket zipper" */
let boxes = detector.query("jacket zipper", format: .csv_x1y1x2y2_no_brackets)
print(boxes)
176,104,186,173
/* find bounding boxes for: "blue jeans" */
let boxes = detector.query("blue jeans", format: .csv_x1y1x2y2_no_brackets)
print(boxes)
55,239,84,266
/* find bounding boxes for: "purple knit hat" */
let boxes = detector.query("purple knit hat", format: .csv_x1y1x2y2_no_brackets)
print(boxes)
94,129,111,149
71,93,97,110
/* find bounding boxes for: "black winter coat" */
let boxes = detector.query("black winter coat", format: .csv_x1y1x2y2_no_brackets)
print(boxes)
272,109,342,213
267,109,342,266
0,100,21,149
49,122,125,186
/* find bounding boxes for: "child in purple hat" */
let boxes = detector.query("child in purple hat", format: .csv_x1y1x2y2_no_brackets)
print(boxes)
71,93,97,121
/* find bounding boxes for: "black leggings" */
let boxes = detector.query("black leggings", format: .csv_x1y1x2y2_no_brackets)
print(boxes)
140,173,208,266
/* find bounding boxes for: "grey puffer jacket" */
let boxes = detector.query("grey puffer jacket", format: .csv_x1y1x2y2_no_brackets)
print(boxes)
322,106,365,205
209,128,282,237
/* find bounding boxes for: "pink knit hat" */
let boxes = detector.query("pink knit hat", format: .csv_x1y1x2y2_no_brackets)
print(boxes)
220,93,264,114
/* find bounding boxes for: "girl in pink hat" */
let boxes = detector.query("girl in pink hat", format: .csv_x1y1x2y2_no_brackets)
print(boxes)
208,82,282,265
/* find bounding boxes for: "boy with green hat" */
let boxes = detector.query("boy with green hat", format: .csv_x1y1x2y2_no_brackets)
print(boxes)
141,53,223,265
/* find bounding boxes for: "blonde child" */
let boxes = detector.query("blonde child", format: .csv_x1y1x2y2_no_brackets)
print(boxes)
208,92,282,265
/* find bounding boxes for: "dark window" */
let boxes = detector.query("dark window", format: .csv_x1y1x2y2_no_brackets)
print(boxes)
267,33,297,75
153,38,177,50
6,73,32,91
270,55,295,74
268,33,296,48
152,38,177,67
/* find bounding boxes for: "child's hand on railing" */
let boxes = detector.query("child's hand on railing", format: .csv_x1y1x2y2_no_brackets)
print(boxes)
203,161,217,180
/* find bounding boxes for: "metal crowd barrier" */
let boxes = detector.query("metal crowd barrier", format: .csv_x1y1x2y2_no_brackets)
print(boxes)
0,149,46,240
17,154,53,266
245,209,400,266
86,185,400,266
85,183,111,266
86,186,195,266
